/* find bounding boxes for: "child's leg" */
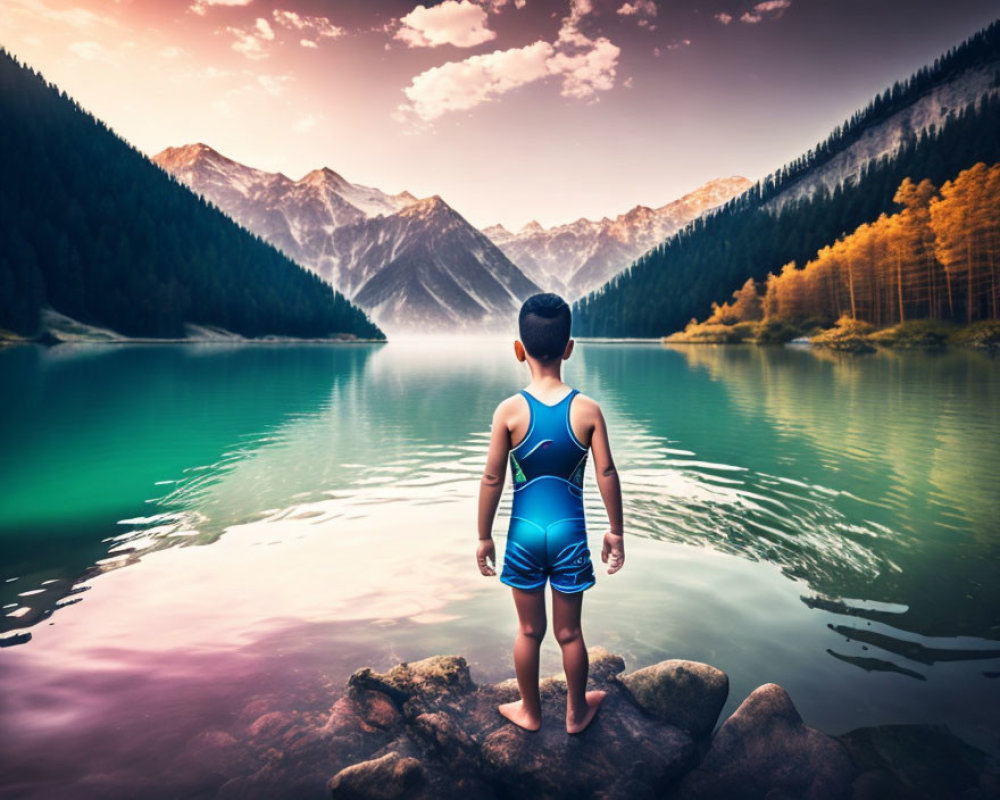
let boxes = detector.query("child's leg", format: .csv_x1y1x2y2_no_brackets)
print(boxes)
498,586,546,731
552,587,606,734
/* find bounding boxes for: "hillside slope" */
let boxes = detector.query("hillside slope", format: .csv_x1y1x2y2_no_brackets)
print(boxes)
573,19,1000,338
0,48,381,341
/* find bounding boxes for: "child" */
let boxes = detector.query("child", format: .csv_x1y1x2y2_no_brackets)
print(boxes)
477,292,625,735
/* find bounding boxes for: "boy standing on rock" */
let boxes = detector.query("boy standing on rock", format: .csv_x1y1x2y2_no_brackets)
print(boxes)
476,293,625,734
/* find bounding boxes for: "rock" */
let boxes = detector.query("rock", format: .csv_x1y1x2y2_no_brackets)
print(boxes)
248,710,298,741
675,683,855,800
349,687,404,731
478,683,697,799
328,751,426,800
618,658,729,739
587,646,628,683
409,711,478,765
347,655,474,705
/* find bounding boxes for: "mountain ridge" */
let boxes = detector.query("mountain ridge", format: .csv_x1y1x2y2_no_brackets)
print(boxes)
0,52,380,341
153,144,540,333
572,18,1000,337
482,176,752,299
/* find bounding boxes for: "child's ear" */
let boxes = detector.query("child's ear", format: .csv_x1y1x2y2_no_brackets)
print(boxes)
514,340,527,362
563,339,575,360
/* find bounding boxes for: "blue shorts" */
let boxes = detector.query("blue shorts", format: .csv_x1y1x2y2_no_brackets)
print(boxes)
500,516,596,594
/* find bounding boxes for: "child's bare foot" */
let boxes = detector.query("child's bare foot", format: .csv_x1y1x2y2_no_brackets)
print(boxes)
566,690,606,734
498,699,541,731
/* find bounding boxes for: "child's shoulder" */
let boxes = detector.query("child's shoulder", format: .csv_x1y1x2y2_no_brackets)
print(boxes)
572,390,600,408
495,392,525,410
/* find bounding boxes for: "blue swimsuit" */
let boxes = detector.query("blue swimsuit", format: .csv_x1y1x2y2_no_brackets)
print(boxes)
500,388,596,594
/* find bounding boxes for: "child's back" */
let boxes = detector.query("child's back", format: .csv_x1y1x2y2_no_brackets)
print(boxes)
502,385,594,594
477,293,624,734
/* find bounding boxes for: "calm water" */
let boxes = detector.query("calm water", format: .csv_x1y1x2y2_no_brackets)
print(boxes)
1,340,999,796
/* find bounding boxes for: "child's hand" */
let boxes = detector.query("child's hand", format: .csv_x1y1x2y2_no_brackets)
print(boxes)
601,532,624,574
477,538,496,576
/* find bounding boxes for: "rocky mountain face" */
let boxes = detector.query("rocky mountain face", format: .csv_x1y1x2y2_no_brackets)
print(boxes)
152,144,537,333
765,64,1000,213
482,176,753,300
334,196,540,333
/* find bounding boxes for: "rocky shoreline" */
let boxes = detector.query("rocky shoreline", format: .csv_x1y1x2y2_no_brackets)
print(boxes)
202,648,998,799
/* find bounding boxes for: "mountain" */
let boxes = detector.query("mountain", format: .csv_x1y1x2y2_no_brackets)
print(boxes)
573,19,1000,337
152,145,539,333
0,48,381,341
342,196,541,332
482,176,752,300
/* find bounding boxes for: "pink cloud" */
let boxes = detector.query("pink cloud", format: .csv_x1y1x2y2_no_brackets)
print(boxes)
272,9,344,41
740,0,791,24
225,17,275,60
189,0,252,16
395,1,497,48
617,1,657,18
396,40,554,120
395,0,620,123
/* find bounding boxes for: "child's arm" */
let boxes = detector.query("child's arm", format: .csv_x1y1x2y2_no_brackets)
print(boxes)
589,403,625,574
476,401,512,576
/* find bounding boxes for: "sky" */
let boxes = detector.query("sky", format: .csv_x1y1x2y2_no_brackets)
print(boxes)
2,0,998,230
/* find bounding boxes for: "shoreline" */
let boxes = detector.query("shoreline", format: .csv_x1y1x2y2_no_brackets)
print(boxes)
209,648,1000,799
663,318,1000,353
0,308,387,348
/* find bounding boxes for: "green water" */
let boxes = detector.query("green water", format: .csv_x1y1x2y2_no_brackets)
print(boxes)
1,340,999,793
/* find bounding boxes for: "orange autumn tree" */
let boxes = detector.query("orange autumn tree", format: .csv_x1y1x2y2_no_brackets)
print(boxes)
929,162,1000,322
696,162,999,331
706,277,763,324
893,177,941,319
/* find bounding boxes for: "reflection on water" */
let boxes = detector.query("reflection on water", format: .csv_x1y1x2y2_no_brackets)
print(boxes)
0,339,999,796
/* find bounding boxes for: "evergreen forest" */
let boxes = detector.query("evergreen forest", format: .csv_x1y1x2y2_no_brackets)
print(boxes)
573,20,1000,337
0,47,383,340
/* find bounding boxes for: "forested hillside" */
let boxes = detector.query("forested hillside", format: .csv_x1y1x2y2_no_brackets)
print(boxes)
685,162,999,336
573,20,1000,337
0,48,382,340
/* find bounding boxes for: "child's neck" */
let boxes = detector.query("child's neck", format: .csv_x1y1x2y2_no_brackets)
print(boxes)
526,358,565,388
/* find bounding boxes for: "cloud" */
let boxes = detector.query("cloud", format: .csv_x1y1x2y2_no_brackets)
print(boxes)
222,10,343,57
227,18,272,59
754,0,792,11
189,0,252,16
159,45,185,59
713,12,733,24
225,17,275,60
395,0,619,123
396,40,554,120
665,38,691,49
547,35,619,98
395,1,497,48
272,9,345,41
616,1,656,17
740,0,791,23
479,0,527,10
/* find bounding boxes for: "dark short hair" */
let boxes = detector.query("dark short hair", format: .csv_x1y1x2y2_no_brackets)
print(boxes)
518,293,571,361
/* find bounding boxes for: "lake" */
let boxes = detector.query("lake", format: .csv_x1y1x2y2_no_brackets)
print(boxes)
1,339,999,797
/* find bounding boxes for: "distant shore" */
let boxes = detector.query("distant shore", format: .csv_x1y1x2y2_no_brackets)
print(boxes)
663,317,1000,353
0,309,386,347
